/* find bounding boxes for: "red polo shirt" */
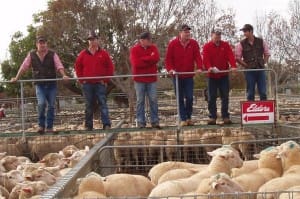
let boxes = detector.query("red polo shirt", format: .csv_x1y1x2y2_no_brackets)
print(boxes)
75,48,114,83
202,40,236,78
165,37,202,78
130,43,160,83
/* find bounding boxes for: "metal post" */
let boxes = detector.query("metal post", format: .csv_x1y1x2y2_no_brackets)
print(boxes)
20,82,26,141
175,74,180,130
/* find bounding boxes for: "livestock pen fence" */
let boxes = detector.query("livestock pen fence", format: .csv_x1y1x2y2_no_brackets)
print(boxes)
0,68,279,134
41,123,300,198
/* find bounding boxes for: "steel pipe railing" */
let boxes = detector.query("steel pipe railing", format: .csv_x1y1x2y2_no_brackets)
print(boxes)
1,68,278,136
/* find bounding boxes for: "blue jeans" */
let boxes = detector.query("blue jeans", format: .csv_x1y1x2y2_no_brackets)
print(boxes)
207,76,230,119
82,83,111,128
134,82,159,126
244,70,267,101
35,83,57,129
173,77,194,121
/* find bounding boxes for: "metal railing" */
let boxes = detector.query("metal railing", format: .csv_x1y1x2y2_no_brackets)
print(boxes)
1,68,278,139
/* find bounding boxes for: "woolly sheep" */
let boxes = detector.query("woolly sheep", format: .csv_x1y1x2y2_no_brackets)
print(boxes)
279,185,300,199
113,132,131,172
158,168,202,184
148,161,207,185
0,170,24,192
17,181,49,199
257,141,300,199
103,173,154,197
148,146,243,197
231,160,258,177
74,174,106,199
233,146,282,192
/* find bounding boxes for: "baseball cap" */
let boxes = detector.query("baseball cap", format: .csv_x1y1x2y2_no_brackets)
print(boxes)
240,24,254,32
140,32,151,40
180,24,191,31
36,36,47,42
211,29,222,35
87,30,99,40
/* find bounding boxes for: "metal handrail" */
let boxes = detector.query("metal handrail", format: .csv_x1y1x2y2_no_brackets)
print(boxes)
1,68,279,139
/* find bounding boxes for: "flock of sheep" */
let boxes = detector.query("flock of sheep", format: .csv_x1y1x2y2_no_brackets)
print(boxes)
74,140,300,199
113,128,256,172
0,144,89,198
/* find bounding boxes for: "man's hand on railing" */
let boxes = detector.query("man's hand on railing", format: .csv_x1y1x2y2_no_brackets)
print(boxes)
62,75,70,81
10,77,18,83
195,69,202,75
168,70,176,75
230,67,238,76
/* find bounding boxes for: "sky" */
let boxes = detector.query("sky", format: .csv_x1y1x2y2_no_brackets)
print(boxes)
0,0,289,61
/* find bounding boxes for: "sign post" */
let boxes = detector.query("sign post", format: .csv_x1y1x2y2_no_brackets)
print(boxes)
241,100,275,125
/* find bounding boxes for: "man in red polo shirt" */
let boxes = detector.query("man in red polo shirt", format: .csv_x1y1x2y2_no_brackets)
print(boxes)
202,30,237,125
75,30,114,130
130,32,160,128
165,24,202,126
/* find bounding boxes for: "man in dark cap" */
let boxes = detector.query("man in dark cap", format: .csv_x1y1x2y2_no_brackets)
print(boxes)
11,35,69,134
165,24,202,126
129,31,161,128
203,29,237,125
235,24,270,101
75,30,114,130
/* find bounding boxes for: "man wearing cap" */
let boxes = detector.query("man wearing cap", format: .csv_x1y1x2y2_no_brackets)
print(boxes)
203,30,237,125
11,36,69,134
75,31,114,130
235,24,270,101
129,32,160,129
165,24,202,126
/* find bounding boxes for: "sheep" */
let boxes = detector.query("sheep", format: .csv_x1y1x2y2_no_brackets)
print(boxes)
148,146,243,197
232,146,283,192
200,130,223,161
130,132,149,167
231,160,258,177
64,146,89,167
113,132,131,172
74,174,106,199
103,173,154,197
29,136,69,160
279,185,300,199
221,128,256,160
0,156,21,171
0,185,9,199
148,131,166,164
0,170,24,192
257,141,300,199
13,181,49,199
23,167,57,186
183,129,204,163
158,168,203,184
60,145,79,157
148,161,208,185
39,153,66,168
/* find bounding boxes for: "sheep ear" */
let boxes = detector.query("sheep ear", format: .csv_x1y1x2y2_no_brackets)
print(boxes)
22,187,32,194
212,182,219,189
39,159,46,163
207,152,215,157
253,154,260,159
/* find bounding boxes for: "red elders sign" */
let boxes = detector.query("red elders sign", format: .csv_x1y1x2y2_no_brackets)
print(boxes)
241,100,275,124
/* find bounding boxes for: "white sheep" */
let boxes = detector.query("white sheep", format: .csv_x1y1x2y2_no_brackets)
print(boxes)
74,174,106,199
257,141,300,199
148,161,208,185
103,173,154,197
158,168,203,184
0,170,24,192
113,132,131,172
279,185,300,199
15,181,49,199
148,146,243,197
232,146,283,192
231,160,258,177
221,128,256,160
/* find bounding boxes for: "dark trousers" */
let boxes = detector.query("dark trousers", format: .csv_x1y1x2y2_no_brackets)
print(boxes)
244,70,267,101
207,76,230,119
173,77,194,121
